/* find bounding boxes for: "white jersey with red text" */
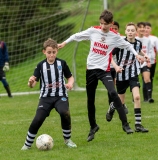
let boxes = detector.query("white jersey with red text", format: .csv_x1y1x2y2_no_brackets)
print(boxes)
146,35,158,64
136,36,152,67
65,26,138,71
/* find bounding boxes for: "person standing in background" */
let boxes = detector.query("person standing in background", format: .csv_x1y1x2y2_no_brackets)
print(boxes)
144,22,158,102
0,41,12,97
136,22,153,103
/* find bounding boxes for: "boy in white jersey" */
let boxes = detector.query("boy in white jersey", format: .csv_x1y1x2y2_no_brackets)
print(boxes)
106,22,149,133
58,10,144,141
144,22,158,101
136,22,154,103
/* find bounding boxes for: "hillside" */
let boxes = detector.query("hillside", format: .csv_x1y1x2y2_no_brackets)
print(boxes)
108,0,158,35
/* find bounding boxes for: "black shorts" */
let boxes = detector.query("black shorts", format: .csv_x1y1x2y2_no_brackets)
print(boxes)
0,67,5,80
37,96,69,116
141,66,150,73
116,76,140,94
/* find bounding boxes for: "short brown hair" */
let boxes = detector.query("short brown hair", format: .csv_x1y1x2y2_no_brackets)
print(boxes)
125,22,137,29
43,38,58,50
99,10,113,23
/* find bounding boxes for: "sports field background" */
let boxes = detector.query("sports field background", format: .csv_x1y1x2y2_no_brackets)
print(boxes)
1,0,158,159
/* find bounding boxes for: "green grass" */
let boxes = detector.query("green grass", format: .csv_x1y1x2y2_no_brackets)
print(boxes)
1,89,158,160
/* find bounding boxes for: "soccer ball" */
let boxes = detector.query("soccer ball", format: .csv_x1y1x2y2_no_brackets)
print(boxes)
36,134,54,150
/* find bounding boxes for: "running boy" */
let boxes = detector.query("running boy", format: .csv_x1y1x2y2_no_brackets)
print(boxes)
21,38,77,150
106,22,149,132
58,10,144,142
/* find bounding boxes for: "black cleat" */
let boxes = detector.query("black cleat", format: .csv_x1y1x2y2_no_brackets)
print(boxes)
106,102,115,122
123,104,128,114
87,125,99,142
122,123,134,134
135,124,149,133
148,98,154,103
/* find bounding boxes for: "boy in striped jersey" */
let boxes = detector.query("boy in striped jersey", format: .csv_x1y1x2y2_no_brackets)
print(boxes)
58,10,145,141
106,22,149,132
21,38,77,150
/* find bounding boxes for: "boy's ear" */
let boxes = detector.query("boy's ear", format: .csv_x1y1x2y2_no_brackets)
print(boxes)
42,49,46,54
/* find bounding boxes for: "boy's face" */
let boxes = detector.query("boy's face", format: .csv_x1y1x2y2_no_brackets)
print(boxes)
145,25,151,36
100,18,113,33
43,47,58,64
137,25,145,37
125,25,137,39
111,24,119,32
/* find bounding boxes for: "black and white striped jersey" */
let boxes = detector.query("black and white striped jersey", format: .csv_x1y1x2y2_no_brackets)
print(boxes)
113,38,142,81
33,58,72,98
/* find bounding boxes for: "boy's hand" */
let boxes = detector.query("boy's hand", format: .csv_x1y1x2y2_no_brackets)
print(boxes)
65,83,73,90
3,62,9,72
58,42,66,49
28,76,36,88
115,65,124,73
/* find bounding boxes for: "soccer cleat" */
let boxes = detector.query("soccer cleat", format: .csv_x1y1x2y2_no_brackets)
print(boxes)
106,102,115,122
123,104,128,114
65,139,77,148
135,124,149,133
122,123,134,134
87,125,99,142
21,145,30,150
148,98,154,103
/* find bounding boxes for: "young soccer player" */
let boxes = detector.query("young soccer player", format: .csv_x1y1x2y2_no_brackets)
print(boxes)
58,10,144,142
21,38,77,150
108,21,128,114
106,22,149,132
144,22,158,101
136,22,153,103
0,41,12,97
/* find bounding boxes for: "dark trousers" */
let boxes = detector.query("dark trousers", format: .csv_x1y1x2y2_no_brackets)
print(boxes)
86,69,127,128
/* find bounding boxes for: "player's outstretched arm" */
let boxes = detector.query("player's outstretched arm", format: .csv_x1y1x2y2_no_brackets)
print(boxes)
58,41,67,49
28,76,37,88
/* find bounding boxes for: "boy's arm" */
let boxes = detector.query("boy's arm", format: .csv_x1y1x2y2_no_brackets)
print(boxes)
28,76,37,88
65,76,74,90
111,58,123,73
58,28,91,49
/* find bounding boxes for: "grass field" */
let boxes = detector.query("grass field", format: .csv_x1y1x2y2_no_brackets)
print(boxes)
1,89,158,160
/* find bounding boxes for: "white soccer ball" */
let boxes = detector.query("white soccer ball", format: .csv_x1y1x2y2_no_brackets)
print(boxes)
36,134,54,150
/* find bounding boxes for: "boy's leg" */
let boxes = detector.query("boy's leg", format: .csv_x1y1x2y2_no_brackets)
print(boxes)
86,70,99,142
21,109,48,150
55,97,77,147
100,73,133,134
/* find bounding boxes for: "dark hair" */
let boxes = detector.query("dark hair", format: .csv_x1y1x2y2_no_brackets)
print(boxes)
137,22,146,27
145,22,152,27
113,21,119,29
43,38,58,50
99,10,113,23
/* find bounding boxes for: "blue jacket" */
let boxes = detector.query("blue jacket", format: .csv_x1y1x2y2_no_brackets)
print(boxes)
0,41,9,67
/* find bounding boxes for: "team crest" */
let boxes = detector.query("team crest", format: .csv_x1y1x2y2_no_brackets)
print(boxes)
100,37,105,42
58,66,62,70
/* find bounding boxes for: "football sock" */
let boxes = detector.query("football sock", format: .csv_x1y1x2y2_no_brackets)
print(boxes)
63,129,71,140
24,131,36,147
145,82,152,99
134,108,141,125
